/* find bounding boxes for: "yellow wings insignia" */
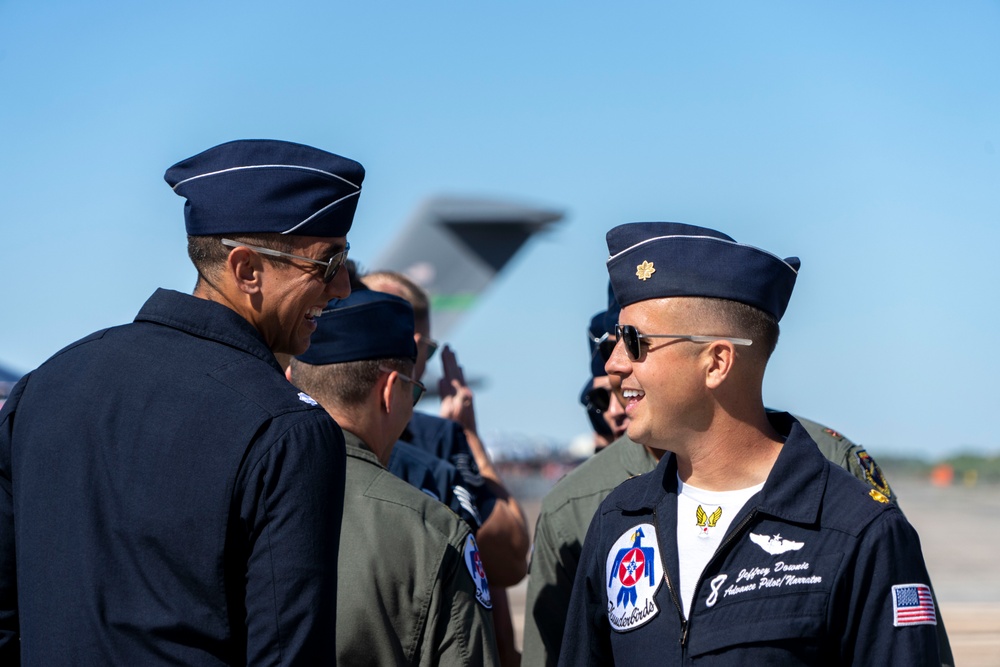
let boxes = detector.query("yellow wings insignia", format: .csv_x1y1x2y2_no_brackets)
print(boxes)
696,505,723,527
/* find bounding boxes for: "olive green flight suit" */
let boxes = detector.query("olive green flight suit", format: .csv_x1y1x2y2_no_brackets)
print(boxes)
338,431,500,666
522,415,954,666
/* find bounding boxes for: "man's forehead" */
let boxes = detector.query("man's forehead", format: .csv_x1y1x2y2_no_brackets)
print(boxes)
620,298,690,325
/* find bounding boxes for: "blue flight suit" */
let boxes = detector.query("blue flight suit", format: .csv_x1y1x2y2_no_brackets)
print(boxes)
0,289,346,665
389,441,486,532
559,413,940,666
396,411,497,526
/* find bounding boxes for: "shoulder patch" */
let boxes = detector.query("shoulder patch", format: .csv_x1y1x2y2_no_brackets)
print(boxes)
606,523,663,632
855,449,892,497
297,392,318,406
463,534,492,609
892,584,937,626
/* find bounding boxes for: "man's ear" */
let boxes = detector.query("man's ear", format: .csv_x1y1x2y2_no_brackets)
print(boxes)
225,246,265,295
284,364,293,383
380,370,397,415
704,341,737,390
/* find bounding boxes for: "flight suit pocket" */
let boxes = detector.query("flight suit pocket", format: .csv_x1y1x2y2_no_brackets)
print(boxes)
686,552,842,661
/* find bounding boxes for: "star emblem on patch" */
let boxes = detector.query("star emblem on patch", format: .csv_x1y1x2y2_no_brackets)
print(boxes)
635,260,656,281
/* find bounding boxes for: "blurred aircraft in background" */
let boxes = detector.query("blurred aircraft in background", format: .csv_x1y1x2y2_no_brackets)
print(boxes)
370,195,564,340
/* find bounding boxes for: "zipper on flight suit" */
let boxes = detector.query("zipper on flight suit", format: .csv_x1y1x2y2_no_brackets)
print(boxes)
675,507,760,649
652,508,688,645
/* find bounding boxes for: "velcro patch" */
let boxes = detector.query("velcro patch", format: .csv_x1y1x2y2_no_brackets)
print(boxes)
892,584,936,627
463,534,492,609
606,523,663,632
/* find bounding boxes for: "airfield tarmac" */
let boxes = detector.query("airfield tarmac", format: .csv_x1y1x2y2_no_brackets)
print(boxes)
506,475,1000,666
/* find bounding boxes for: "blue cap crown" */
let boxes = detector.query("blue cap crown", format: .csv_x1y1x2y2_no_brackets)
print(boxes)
295,290,417,365
165,139,364,237
606,222,800,321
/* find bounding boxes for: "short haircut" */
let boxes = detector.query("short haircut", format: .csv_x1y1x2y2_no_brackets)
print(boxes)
690,297,780,360
187,233,295,285
361,271,430,325
290,357,414,408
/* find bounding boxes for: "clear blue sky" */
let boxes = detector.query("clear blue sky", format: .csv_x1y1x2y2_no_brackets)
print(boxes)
2,1,998,459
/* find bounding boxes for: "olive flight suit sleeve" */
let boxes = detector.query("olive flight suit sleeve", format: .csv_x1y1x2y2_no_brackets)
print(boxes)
0,378,26,663
838,507,941,665
522,508,579,667
557,510,614,667
237,413,346,665
421,531,500,667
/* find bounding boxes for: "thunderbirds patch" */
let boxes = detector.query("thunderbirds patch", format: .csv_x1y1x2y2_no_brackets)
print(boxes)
606,524,663,632
463,534,492,609
297,392,318,406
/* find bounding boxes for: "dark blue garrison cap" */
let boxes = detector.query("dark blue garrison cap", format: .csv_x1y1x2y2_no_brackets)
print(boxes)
165,139,364,237
296,289,417,365
606,222,800,321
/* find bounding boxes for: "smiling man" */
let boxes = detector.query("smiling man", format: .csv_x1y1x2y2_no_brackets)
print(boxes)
0,139,362,665
559,222,941,666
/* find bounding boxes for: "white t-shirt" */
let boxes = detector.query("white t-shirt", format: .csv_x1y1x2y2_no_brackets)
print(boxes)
676,475,763,616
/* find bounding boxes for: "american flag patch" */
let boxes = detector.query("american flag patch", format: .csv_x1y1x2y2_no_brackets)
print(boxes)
892,584,937,627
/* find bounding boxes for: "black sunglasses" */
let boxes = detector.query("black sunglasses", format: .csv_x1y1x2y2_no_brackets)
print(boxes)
582,386,612,413
221,238,350,284
421,337,440,362
590,332,617,363
614,324,753,361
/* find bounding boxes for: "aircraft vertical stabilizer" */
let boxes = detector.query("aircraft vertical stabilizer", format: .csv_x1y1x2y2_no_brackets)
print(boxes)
371,196,563,338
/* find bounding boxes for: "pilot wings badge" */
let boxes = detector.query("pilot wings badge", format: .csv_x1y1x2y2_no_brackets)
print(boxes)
606,524,663,632
749,532,805,555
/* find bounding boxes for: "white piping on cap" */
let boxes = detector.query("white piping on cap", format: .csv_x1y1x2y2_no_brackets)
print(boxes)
280,191,361,234
170,164,362,191
606,234,799,274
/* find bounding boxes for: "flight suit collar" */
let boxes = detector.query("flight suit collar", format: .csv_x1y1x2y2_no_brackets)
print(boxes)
614,412,828,526
135,288,282,373
343,429,384,467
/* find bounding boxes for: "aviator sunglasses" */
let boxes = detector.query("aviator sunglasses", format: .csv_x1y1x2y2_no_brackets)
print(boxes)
221,238,350,283
614,324,752,361
379,366,427,406
590,332,618,363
